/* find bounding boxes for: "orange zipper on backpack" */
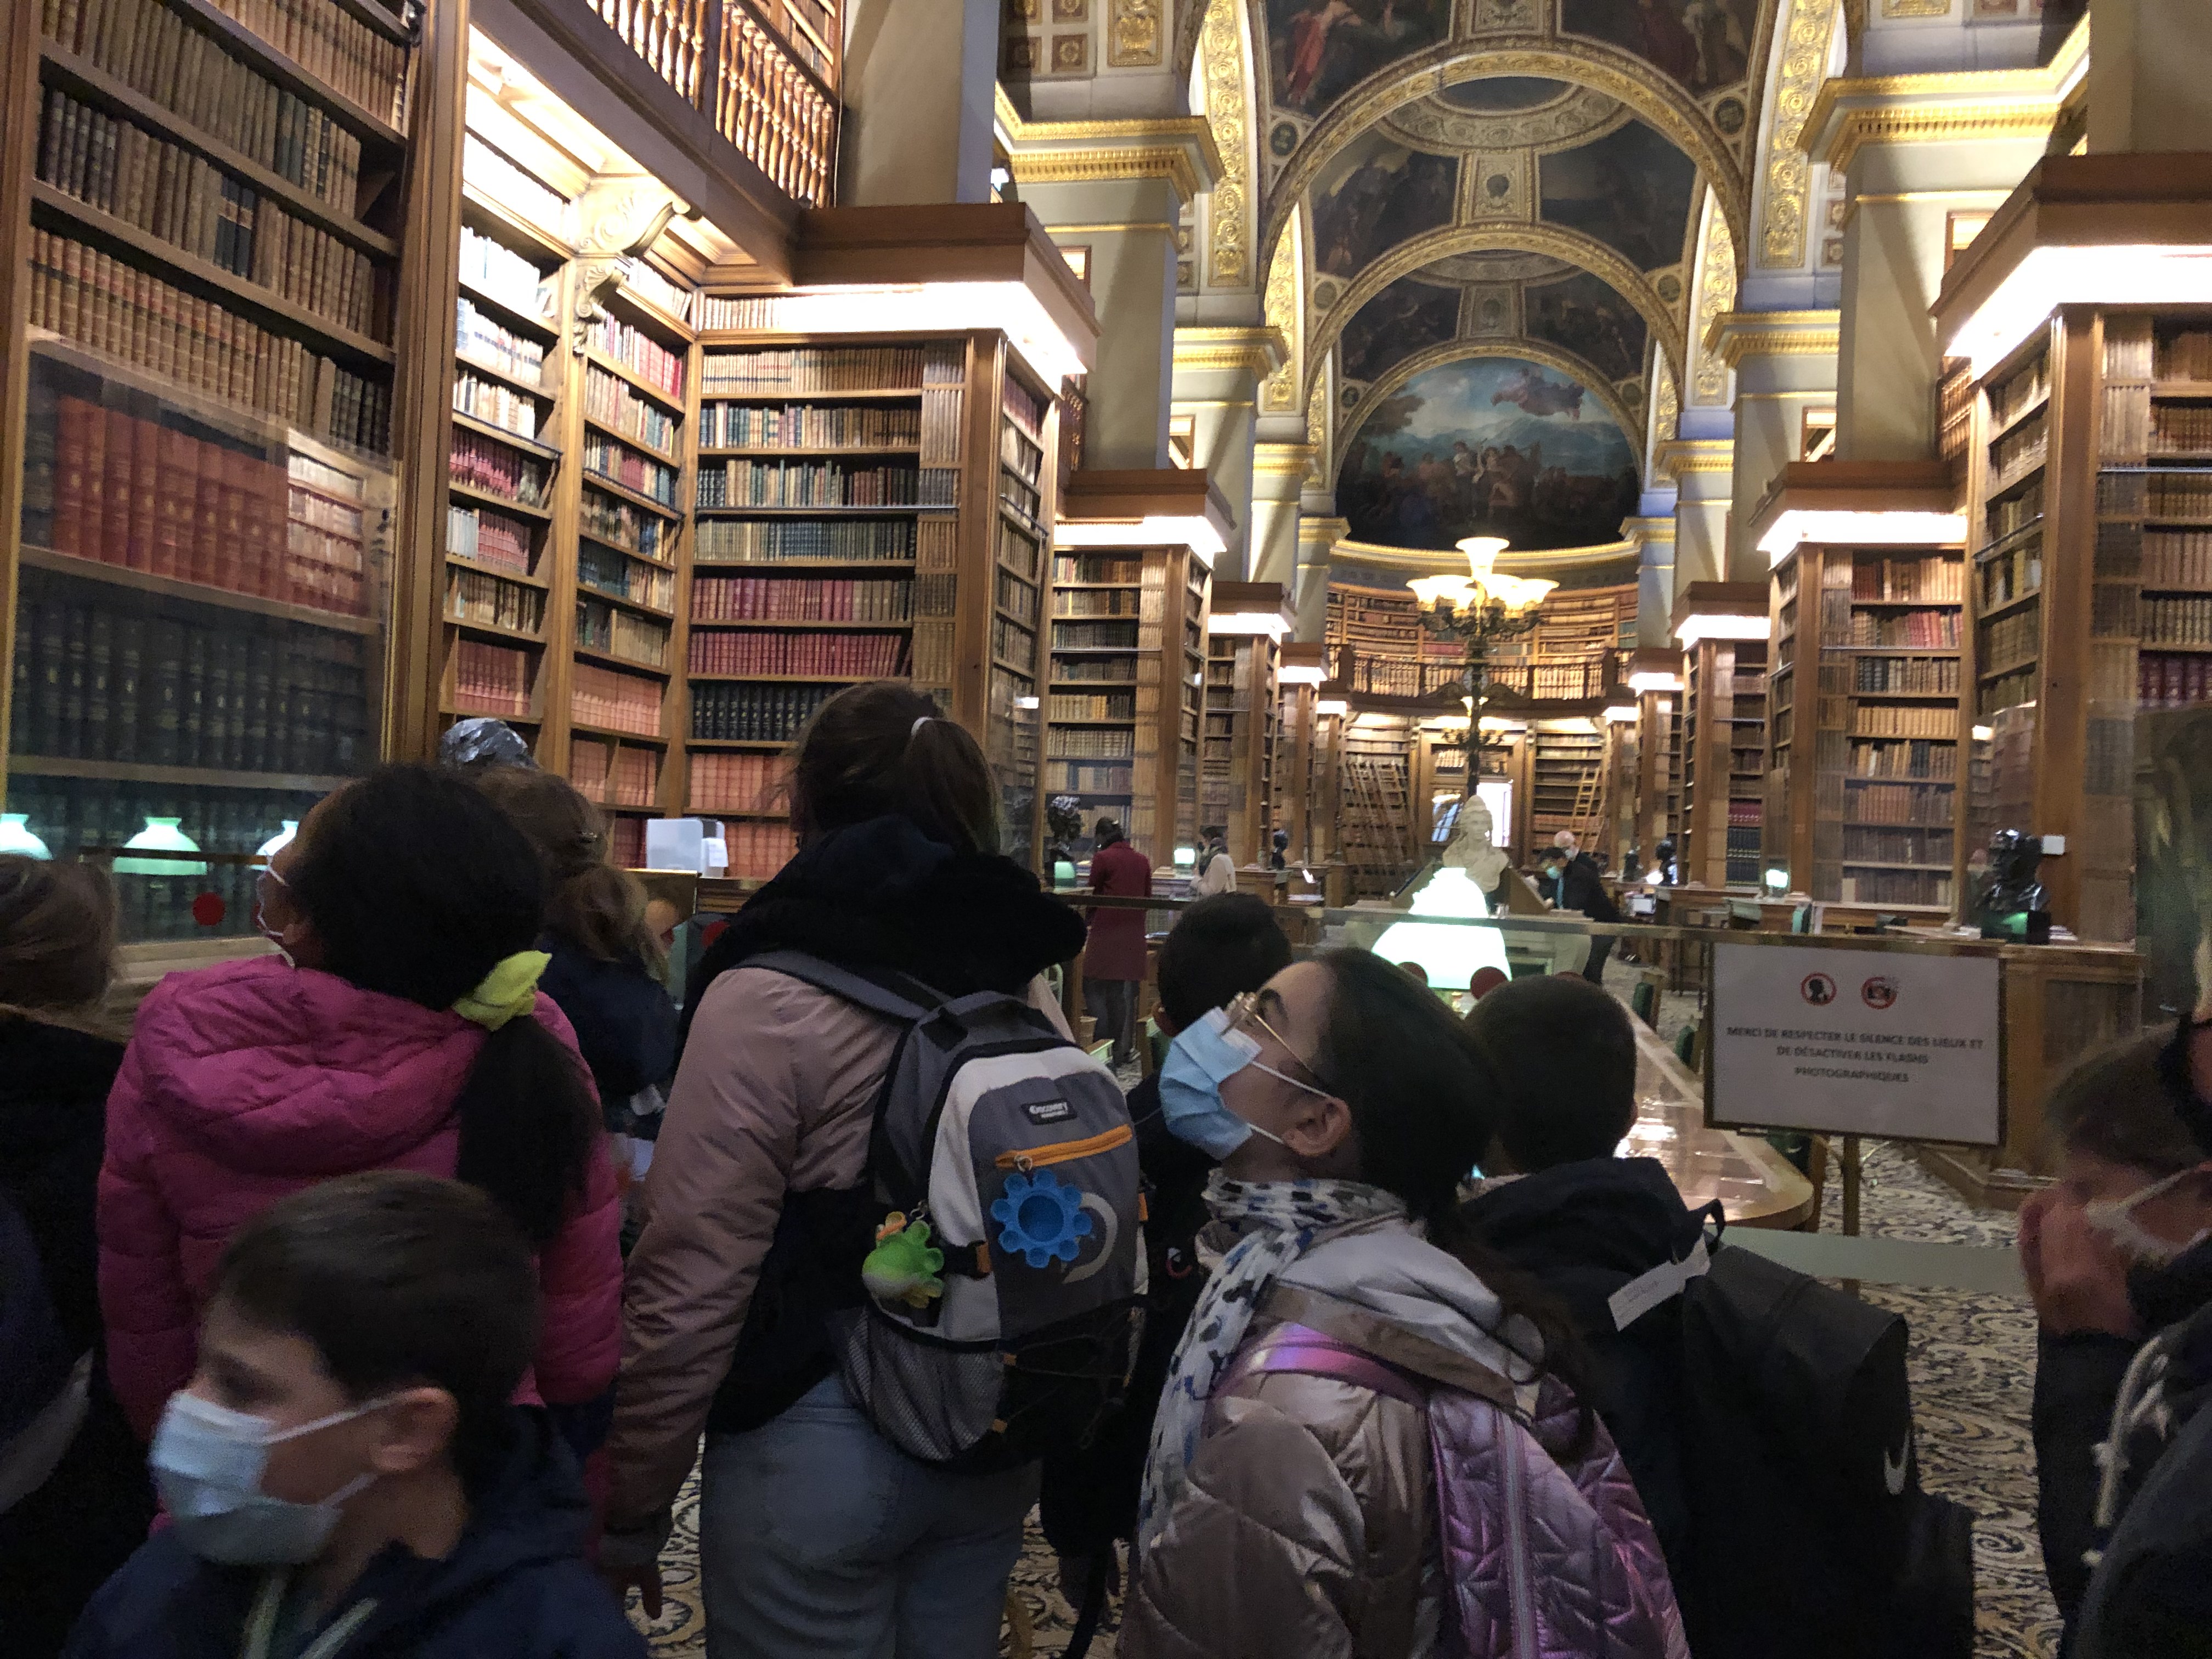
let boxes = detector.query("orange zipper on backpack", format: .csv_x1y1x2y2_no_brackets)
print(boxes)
995,1123,1133,1173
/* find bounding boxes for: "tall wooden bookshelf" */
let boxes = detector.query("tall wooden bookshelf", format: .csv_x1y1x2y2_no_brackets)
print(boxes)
1043,543,1209,862
1205,582,1285,867
1528,720,1605,848
677,324,1056,873
1674,582,1769,890
1764,538,1963,907
1952,305,2212,940
8,0,414,940
1751,464,1966,912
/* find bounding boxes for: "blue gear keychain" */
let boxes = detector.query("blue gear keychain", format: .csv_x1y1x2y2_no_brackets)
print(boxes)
991,1169,1094,1267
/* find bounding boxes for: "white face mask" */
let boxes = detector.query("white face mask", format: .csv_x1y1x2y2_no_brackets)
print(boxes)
151,1390,394,1565
2084,1167,2211,1267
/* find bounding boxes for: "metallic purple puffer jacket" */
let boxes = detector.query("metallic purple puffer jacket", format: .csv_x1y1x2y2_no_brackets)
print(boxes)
1126,1308,1688,1659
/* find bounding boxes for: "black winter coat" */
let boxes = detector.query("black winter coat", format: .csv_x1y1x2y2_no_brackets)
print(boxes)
537,939,678,1132
62,1409,646,1659
2068,1236,2212,1659
0,1015,156,1659
1463,1154,1704,1575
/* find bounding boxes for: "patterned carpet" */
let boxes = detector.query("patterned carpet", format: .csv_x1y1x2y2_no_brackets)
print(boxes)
632,1135,2057,1659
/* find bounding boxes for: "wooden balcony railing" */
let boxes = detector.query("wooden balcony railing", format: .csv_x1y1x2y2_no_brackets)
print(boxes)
1324,644,1618,703
588,0,838,207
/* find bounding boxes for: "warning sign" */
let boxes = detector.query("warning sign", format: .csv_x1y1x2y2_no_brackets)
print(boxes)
1708,941,2001,1145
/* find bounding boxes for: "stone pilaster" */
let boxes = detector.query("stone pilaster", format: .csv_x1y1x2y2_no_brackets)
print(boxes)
1707,309,1839,578
1170,326,1286,578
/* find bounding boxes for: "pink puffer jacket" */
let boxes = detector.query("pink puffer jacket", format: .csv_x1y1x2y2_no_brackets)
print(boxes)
98,955,625,1437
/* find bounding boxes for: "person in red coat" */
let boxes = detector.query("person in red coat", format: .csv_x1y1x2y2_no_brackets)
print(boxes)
1083,819,1153,1066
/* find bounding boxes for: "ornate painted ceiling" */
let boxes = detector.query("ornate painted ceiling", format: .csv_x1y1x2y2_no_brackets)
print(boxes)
1234,0,1786,551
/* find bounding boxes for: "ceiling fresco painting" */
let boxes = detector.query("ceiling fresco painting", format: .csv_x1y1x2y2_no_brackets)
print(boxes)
1310,131,1458,276
1337,356,1644,552
1217,0,1782,551
1265,0,1453,115
1559,0,1758,94
1339,275,1462,383
1538,121,1701,272
1526,270,1649,385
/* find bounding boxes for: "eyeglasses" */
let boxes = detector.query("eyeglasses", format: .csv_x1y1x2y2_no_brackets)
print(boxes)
1223,990,1336,1097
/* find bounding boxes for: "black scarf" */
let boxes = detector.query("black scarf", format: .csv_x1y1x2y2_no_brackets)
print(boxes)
682,816,1086,1041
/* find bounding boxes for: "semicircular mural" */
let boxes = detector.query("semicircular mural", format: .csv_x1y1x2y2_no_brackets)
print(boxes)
1336,356,1641,553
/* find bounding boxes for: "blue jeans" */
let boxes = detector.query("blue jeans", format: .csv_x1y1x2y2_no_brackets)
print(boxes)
699,1374,1039,1658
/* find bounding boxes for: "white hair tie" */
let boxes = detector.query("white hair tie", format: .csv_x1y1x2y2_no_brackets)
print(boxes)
911,715,934,737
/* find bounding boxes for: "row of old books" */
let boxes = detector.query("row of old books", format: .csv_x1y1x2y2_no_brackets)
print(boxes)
37,88,379,338
693,517,913,562
12,596,371,771
686,629,905,678
25,385,370,616
1854,654,1959,693
445,501,533,574
686,749,780,813
456,298,548,389
571,662,662,736
29,230,389,450
690,681,836,742
1047,729,1134,759
577,543,673,611
453,368,541,441
722,817,798,880
452,637,531,718
574,600,669,667
695,459,920,508
450,427,548,507
569,738,658,808
1843,782,1955,825
1054,590,1139,619
1843,825,1954,866
41,0,373,214
2142,653,2212,708
1851,557,1963,605
444,567,543,636
583,315,685,401
1850,704,1955,738
1848,609,1960,649
584,365,680,458
699,345,941,394
1047,692,1133,721
697,401,920,449
457,225,545,314
1839,870,1953,906
691,574,912,622
582,433,679,507
581,489,673,560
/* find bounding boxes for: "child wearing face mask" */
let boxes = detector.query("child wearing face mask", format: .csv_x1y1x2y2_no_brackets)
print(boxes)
64,1170,645,1659
2019,1027,2212,1655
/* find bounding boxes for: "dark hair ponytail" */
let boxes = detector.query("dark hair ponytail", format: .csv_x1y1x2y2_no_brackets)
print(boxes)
1310,948,1592,1441
286,765,598,1244
786,680,1000,854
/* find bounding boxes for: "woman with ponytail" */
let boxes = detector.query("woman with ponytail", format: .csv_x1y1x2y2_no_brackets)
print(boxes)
96,765,622,1443
1125,948,1686,1659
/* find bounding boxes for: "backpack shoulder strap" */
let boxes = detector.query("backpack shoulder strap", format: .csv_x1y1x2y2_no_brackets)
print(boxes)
740,950,946,1026
1222,1322,1429,1410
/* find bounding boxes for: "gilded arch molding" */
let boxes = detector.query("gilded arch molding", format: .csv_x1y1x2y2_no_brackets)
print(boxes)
1335,337,1649,476
1306,223,1686,397
1257,41,1749,278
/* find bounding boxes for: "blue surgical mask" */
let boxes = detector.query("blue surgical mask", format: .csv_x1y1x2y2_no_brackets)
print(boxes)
151,1390,392,1565
1160,1005,1326,1160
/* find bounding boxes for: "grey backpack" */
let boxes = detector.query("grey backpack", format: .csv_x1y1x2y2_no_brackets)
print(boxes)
749,952,1146,1470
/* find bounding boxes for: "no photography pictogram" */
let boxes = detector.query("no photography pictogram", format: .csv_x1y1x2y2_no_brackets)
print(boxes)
1862,975,1898,1011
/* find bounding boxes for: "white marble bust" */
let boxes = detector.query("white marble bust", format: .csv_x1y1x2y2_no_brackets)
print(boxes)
1444,798,1510,893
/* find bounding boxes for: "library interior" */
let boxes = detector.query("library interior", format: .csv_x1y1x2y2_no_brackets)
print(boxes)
6,0,2212,1654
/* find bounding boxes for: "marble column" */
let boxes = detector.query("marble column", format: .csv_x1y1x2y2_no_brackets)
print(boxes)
1657,439,1734,591
1707,311,1838,577
1296,515,1347,642
1006,114,1222,471
1625,516,1679,649
1171,328,1285,578
1807,80,2060,461
1249,441,1312,596
839,0,1000,206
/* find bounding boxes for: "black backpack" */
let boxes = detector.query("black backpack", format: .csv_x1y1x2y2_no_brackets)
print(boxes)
1675,1243,1974,1659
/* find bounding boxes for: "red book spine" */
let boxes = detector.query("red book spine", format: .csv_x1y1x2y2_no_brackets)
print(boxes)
153,428,193,578
80,398,109,562
101,407,135,568
193,453,222,587
129,409,159,572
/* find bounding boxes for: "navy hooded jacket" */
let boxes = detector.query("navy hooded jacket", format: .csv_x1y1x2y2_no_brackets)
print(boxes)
62,1409,646,1659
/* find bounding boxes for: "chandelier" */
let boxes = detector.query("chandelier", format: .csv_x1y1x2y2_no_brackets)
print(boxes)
1407,536,1556,719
